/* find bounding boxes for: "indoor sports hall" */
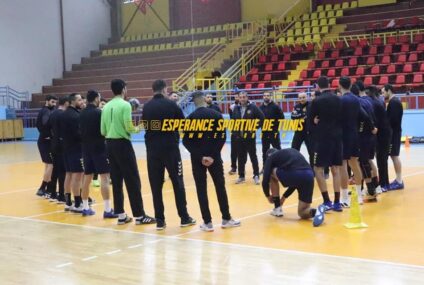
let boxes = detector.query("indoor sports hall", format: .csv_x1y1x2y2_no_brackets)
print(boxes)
1,0,423,284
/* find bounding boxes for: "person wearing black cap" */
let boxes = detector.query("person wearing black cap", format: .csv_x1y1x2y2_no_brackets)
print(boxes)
183,91,240,232
382,84,404,190
309,76,343,212
101,79,155,225
367,85,392,192
142,79,196,230
232,91,265,185
262,148,325,227
260,91,284,173
35,95,57,197
48,96,69,203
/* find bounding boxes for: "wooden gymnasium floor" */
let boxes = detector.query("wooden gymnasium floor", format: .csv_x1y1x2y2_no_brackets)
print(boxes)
1,141,424,284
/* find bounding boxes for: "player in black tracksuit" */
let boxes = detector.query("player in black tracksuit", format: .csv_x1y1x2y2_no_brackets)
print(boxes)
231,92,265,184
142,80,195,230
262,148,325,227
291,92,311,155
206,93,222,113
383,84,404,190
35,95,57,197
367,86,392,191
259,91,284,171
48,97,68,203
183,91,240,231
228,94,240,174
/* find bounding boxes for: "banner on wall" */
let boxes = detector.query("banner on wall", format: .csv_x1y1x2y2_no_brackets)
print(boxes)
134,0,155,14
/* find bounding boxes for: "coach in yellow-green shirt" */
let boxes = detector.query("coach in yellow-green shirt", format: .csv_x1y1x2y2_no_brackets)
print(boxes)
100,79,155,226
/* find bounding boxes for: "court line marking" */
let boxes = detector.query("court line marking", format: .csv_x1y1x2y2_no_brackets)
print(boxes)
82,256,98,261
127,244,143,249
2,169,424,269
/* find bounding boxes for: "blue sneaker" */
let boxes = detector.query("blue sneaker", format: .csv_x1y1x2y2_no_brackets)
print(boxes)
82,208,95,216
103,209,119,219
388,180,404,191
313,205,325,227
381,185,389,193
332,202,343,212
322,201,333,212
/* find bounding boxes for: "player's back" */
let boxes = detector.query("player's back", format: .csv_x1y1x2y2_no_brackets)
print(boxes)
341,92,360,132
311,90,342,139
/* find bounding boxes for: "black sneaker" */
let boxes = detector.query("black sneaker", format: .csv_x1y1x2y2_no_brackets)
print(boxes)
180,216,196,227
117,215,133,225
36,188,46,197
56,195,66,204
156,219,166,231
49,192,58,202
135,215,156,225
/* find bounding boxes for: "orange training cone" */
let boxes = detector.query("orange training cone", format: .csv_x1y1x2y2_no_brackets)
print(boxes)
344,187,368,229
405,135,410,148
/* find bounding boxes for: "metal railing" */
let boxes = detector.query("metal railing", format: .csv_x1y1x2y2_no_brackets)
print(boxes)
0,86,31,109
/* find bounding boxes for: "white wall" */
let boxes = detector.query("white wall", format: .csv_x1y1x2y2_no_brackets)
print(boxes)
0,0,111,95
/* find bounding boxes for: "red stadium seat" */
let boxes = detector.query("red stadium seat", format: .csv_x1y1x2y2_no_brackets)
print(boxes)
282,46,291,53
367,56,376,65
322,42,332,50
349,57,357,66
356,67,365,75
372,37,382,45
277,63,286,70
387,64,396,74
359,39,368,47
331,50,340,59
263,73,272,81
308,61,316,69
306,43,315,52
294,44,303,53
408,53,418,62
397,54,407,63
341,68,350,76
403,64,412,73
399,35,409,44
313,70,321,78
387,36,397,45
379,76,389,85
418,43,424,51
395,75,405,84
336,41,344,49
381,55,391,64
283,54,291,61
349,40,359,48
335,59,343,67
271,54,279,62
331,79,339,88
303,80,311,86
401,44,410,53
318,51,325,59
269,47,278,54
364,77,373,86
251,74,259,82
420,63,424,72
413,74,423,83
259,55,267,63
240,75,246,82
245,83,252,89
300,70,308,79
371,65,380,75
327,69,336,77
257,83,265,89
369,46,378,55
354,47,363,56
288,81,296,87
322,60,330,68
250,67,258,74
383,45,392,54
265,64,273,72
413,34,423,43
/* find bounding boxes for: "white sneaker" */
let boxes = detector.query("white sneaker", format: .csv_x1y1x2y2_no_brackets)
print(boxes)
221,219,241,228
64,204,73,212
235,177,245,184
200,222,214,232
71,205,84,213
270,206,283,217
376,185,382,194
357,193,364,205
253,176,260,185
340,196,351,208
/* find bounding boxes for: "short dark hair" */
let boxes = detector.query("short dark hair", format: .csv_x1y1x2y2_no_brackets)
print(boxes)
356,80,365,92
68,93,80,103
339,76,351,90
46,95,58,101
191,91,204,101
152,79,167,93
111,79,126,95
58,96,69,106
317,76,329,89
366,85,379,98
384,84,394,93
351,84,360,96
87,90,100,103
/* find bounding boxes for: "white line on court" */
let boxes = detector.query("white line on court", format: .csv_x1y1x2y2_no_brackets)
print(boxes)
105,249,122,255
0,187,37,195
82,256,98,261
55,262,73,268
127,244,144,249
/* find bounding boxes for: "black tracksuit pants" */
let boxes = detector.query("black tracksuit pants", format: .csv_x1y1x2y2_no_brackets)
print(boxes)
49,151,65,197
191,156,231,224
261,134,281,165
106,139,145,217
146,147,189,221
237,138,260,178
230,134,238,170
376,130,392,187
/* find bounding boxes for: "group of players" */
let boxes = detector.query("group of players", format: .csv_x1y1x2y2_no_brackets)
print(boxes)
35,75,403,230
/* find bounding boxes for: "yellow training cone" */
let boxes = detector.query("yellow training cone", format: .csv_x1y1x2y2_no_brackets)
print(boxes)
344,187,368,229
